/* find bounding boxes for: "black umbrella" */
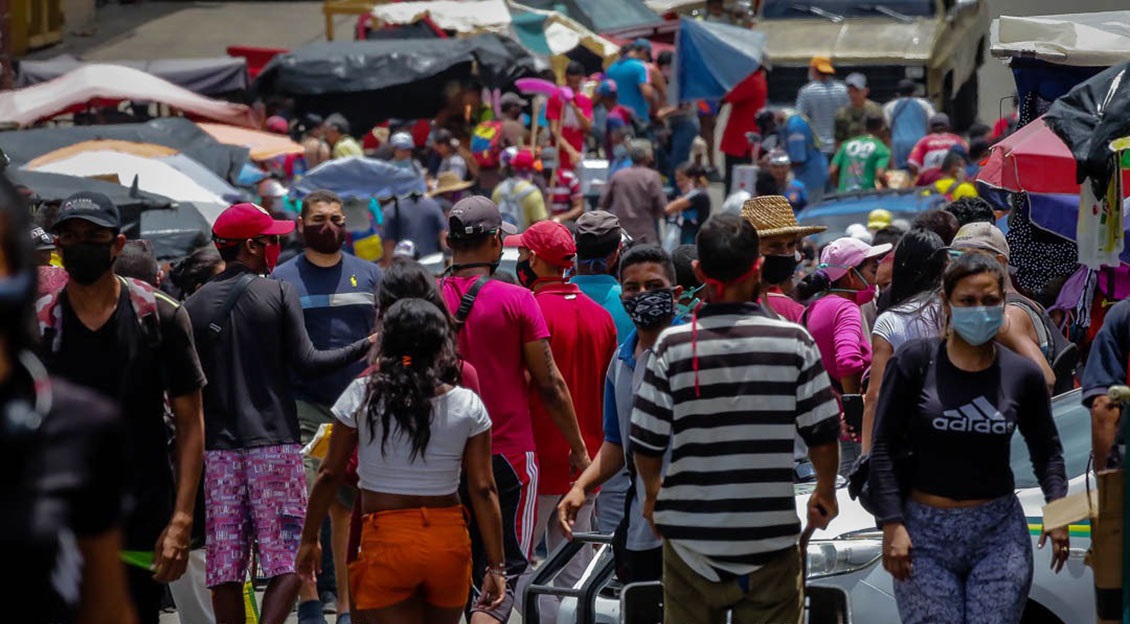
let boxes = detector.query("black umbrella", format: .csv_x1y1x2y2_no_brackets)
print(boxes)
11,170,210,260
1044,62,1130,190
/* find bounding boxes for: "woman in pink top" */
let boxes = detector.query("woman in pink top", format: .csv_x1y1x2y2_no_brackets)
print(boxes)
801,237,891,472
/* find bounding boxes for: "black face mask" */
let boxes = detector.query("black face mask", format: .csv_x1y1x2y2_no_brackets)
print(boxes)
516,259,538,289
761,253,798,286
60,242,115,286
303,221,345,254
622,288,675,329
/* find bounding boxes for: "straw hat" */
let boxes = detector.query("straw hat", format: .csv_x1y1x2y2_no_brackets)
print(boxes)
741,195,827,238
428,171,474,197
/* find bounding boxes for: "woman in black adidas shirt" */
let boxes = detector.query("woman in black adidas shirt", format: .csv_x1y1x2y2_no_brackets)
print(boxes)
869,251,1069,624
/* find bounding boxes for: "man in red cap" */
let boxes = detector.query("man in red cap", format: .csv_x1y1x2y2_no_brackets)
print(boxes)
182,203,374,624
492,148,548,232
507,221,617,623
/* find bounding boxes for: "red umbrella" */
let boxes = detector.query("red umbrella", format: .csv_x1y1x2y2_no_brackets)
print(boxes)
976,115,1080,195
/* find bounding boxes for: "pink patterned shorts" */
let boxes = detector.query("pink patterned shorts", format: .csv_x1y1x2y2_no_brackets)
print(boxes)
204,444,308,587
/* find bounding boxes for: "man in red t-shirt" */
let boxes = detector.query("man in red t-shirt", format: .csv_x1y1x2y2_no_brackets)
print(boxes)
506,220,616,622
907,112,968,179
546,62,594,172
440,197,590,624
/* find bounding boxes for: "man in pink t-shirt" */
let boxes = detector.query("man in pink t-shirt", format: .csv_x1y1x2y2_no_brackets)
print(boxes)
546,62,593,172
440,196,589,624
739,195,827,323
907,112,968,179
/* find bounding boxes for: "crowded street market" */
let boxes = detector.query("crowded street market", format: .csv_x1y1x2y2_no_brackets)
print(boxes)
0,1,1128,623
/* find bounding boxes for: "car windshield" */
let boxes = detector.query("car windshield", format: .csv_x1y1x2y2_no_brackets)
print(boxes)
1011,390,1092,489
761,0,936,20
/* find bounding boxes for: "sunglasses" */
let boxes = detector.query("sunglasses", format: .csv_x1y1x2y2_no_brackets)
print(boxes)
253,235,282,246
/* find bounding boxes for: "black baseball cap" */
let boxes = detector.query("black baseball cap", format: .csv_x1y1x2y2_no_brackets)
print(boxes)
53,191,120,231
448,196,517,240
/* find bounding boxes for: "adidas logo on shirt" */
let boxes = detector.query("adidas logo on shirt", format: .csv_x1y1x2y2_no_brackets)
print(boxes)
932,397,1015,435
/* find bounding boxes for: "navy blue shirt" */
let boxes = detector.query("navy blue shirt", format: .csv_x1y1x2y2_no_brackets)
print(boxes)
273,253,382,406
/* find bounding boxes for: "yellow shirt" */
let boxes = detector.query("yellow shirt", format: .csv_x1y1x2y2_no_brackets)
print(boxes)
934,177,977,200
332,136,363,159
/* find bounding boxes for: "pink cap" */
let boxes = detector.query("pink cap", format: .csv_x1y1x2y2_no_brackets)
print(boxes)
819,237,892,282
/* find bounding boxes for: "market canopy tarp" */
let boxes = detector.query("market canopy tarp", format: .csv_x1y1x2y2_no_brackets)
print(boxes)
516,0,663,35
254,34,536,97
16,55,249,95
0,118,250,184
991,11,1130,67
0,64,259,128
291,157,427,200
669,17,765,103
370,0,511,34
1045,62,1131,186
197,123,304,161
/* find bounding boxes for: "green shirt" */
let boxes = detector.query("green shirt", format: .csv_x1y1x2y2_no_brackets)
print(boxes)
832,134,891,192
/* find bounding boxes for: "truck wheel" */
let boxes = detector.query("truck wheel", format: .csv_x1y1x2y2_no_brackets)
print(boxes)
952,76,979,131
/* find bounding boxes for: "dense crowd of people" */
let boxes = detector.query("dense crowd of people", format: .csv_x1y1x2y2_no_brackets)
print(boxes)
1,28,1125,624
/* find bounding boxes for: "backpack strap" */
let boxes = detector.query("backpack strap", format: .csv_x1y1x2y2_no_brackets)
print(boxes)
35,276,163,353
208,273,257,341
35,288,65,354
452,276,490,333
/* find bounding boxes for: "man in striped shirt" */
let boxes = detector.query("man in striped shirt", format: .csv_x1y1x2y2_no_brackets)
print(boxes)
630,213,841,623
795,56,849,156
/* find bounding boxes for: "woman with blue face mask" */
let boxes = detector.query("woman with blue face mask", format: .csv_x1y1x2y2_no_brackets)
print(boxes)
869,250,1069,624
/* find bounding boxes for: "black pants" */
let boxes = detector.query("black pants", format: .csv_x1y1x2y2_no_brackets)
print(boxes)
127,563,165,624
623,547,663,584
724,154,747,195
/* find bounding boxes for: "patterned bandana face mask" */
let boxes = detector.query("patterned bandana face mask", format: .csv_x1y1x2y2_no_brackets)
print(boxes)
622,288,675,329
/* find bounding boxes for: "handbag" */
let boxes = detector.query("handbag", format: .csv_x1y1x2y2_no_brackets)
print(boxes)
847,339,937,517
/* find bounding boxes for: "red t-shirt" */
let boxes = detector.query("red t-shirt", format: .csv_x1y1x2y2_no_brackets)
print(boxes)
546,92,593,171
548,169,582,215
529,281,617,494
720,70,768,158
907,132,967,172
442,276,550,458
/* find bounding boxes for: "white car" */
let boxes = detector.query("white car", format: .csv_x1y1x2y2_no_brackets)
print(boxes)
547,390,1096,623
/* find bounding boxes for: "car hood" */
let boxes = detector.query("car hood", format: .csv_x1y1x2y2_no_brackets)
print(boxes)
758,17,939,64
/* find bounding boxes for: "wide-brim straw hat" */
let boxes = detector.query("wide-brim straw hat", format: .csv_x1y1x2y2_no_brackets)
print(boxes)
428,171,474,197
741,195,827,238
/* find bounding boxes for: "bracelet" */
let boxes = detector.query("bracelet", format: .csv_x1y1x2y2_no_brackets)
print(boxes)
485,563,507,578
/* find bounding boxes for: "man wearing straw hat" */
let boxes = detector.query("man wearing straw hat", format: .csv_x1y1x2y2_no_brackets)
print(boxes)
741,195,826,323
428,170,475,213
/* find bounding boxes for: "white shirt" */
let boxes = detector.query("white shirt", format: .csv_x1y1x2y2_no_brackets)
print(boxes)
332,380,491,496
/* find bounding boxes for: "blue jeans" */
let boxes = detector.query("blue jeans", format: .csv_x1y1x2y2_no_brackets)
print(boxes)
664,115,701,180
894,495,1032,624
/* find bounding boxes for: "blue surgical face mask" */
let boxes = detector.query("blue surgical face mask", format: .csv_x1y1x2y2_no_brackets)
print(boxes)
950,305,1004,346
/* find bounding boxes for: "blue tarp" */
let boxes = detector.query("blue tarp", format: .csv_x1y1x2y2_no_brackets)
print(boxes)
291,157,426,200
669,17,765,104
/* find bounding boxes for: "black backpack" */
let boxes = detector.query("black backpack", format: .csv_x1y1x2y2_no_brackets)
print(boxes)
1006,293,1078,394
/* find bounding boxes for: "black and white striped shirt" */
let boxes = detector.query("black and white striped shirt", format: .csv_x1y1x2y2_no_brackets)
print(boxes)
630,302,840,579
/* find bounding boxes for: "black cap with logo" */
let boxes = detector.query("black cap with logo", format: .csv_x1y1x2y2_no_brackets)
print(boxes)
447,196,517,241
52,191,121,231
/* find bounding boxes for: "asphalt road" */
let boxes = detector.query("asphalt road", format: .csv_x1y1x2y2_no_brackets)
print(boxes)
976,0,1125,124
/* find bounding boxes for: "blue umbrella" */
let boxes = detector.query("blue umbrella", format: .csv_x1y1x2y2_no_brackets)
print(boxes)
669,17,766,104
291,156,426,200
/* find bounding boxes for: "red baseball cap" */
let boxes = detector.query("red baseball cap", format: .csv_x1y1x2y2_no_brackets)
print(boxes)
212,202,295,246
511,148,535,172
505,221,576,267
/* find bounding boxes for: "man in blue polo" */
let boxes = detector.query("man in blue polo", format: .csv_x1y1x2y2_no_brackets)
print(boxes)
272,188,382,624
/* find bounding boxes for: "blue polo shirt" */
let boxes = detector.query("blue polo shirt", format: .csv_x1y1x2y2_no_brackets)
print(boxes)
272,253,382,406
571,274,633,342
785,114,829,199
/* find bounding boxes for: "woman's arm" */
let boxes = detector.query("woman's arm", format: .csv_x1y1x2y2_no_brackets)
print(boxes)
463,431,504,567
862,336,894,453
664,195,691,216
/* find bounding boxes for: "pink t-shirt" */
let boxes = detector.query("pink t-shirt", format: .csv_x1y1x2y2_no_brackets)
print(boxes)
804,295,871,388
907,132,967,172
442,276,550,457
763,288,805,324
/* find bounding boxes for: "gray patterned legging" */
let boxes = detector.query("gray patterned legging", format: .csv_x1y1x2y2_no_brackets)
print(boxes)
893,495,1033,624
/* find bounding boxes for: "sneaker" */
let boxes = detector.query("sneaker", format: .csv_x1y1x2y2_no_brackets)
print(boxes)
320,591,338,614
